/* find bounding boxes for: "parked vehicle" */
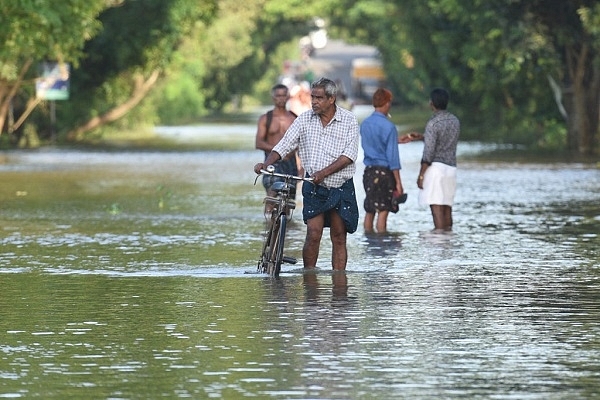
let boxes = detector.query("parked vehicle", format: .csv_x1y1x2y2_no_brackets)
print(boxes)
351,57,386,102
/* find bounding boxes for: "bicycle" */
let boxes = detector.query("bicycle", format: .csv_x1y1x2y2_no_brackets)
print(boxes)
255,165,312,277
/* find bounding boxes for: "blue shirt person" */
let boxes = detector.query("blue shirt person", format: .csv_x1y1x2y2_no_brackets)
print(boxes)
360,88,404,233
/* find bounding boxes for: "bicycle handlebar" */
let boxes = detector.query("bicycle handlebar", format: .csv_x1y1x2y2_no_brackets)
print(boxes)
260,169,313,182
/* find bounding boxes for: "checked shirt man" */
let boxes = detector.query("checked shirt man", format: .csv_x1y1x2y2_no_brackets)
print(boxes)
254,77,359,271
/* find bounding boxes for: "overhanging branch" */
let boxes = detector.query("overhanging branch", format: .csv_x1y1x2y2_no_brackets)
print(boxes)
66,70,160,141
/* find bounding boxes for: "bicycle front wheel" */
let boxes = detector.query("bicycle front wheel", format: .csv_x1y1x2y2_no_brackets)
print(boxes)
258,211,288,277
272,213,287,276
258,215,277,274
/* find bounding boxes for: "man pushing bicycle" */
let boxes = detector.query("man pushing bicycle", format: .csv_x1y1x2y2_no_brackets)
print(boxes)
254,77,359,271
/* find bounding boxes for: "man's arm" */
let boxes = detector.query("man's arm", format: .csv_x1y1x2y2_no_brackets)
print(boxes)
255,114,272,154
393,169,404,194
253,151,282,174
312,155,353,185
398,132,423,143
417,162,429,189
418,126,435,189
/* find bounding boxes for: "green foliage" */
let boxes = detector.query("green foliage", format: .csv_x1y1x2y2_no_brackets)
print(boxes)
1,0,332,140
578,3,600,38
0,0,106,66
143,12,210,125
327,0,598,152
197,1,263,109
59,0,218,137
0,0,110,138
18,123,40,149
153,74,207,125
197,0,322,111
62,0,320,131
4,0,597,154
252,40,305,106
535,119,568,150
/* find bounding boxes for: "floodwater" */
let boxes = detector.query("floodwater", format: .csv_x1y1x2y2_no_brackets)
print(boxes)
0,128,599,399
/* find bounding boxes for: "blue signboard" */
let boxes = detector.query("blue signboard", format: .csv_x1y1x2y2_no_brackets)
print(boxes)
36,62,70,100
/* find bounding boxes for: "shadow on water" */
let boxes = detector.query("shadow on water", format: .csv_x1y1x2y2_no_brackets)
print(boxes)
0,138,599,398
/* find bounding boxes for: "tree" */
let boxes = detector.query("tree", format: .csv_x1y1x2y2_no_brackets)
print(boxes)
65,0,316,137
327,0,600,155
429,0,600,154
533,0,600,155
196,0,323,111
1,0,326,142
64,0,218,140
0,0,112,136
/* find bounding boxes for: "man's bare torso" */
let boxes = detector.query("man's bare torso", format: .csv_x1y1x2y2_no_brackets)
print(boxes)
255,85,299,161
265,109,295,146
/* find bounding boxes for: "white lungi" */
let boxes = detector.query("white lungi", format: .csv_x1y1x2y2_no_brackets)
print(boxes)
418,162,457,206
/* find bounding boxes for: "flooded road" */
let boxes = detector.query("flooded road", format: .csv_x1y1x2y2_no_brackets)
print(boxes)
0,136,599,398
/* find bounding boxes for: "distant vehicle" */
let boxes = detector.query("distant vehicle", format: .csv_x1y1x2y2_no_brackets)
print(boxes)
351,58,386,101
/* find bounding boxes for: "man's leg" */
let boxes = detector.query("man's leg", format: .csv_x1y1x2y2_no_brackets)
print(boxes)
443,205,453,229
376,210,389,233
329,210,348,270
303,213,324,269
263,173,277,214
363,212,375,233
431,205,452,231
430,205,446,231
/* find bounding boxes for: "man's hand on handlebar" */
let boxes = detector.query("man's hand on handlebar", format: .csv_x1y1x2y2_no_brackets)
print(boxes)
254,163,265,174
310,171,325,185
256,164,277,175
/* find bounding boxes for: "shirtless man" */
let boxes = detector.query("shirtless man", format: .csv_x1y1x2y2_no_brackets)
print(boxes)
255,83,301,198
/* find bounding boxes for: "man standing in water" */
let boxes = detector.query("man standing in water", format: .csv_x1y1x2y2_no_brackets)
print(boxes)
399,88,459,231
255,83,300,198
360,88,404,233
254,77,359,271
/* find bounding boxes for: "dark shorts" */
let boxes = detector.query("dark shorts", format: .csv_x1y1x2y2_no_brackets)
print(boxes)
302,178,359,234
262,157,298,198
362,166,395,213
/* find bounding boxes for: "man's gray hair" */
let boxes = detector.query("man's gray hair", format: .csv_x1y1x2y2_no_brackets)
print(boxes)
311,77,337,98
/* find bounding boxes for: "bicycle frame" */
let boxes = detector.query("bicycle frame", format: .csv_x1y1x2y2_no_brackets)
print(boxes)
256,168,312,276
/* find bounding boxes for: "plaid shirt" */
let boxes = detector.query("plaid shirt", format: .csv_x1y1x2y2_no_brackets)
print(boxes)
273,106,359,188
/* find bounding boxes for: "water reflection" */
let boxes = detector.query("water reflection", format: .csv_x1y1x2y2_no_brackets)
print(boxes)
302,270,349,302
363,232,404,256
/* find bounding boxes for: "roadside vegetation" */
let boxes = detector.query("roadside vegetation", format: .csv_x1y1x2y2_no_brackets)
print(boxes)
0,0,598,157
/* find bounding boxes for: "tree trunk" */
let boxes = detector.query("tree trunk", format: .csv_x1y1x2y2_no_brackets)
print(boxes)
0,59,33,135
66,70,160,141
564,43,600,156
